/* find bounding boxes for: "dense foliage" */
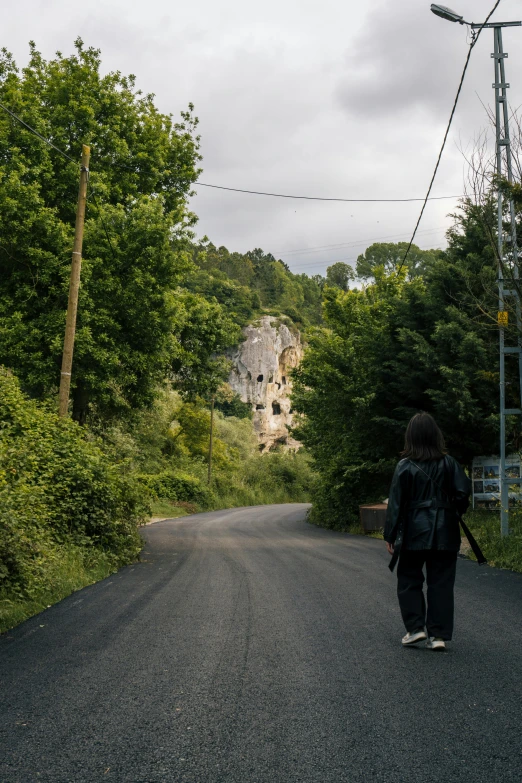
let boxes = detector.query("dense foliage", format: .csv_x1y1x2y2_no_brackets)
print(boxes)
0,369,145,600
103,388,316,513
355,242,443,279
188,243,324,328
292,203,512,528
0,40,244,422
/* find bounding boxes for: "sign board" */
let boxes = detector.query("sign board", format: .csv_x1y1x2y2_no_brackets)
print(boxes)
472,455,522,510
498,311,509,326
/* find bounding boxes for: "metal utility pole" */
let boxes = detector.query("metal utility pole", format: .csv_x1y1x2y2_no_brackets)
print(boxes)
478,20,522,535
58,144,90,418
431,6,522,536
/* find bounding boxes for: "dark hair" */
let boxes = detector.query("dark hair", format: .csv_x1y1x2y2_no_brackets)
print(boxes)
401,412,447,461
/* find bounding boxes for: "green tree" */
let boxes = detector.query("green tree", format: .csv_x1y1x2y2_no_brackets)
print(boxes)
0,369,145,598
0,40,201,421
214,384,253,419
170,291,242,400
189,242,325,326
355,242,443,280
292,204,504,528
326,261,354,291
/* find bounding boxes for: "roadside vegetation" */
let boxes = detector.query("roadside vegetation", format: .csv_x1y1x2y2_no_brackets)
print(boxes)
0,370,315,633
463,509,522,573
291,192,522,572
0,42,318,632
0,370,145,633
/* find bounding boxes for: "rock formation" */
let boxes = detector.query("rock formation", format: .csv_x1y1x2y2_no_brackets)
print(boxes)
227,316,303,451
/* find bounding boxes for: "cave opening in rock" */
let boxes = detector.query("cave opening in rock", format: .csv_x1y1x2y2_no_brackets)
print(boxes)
256,404,265,410
282,376,286,385
272,402,281,415
257,374,264,382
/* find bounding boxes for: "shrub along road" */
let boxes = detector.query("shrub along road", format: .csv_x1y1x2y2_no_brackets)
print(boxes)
1,504,521,782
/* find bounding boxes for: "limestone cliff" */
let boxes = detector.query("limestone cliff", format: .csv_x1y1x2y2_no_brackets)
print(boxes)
227,316,303,451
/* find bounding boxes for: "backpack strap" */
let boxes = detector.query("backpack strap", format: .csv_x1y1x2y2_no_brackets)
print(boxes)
410,457,487,566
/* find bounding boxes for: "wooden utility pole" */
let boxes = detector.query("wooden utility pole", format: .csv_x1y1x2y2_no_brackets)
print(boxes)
208,395,215,484
58,145,91,418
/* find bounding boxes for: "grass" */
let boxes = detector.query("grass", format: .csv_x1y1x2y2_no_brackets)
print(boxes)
149,498,193,518
463,508,522,573
344,519,383,539
0,545,130,635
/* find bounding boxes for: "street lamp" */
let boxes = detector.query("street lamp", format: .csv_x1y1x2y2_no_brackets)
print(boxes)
430,4,465,24
430,5,522,537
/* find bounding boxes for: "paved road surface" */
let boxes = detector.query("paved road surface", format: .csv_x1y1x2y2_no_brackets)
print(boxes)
1,504,522,783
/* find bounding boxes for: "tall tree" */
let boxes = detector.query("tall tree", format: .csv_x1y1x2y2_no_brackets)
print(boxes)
292,203,505,528
0,40,201,421
326,261,354,291
355,242,443,280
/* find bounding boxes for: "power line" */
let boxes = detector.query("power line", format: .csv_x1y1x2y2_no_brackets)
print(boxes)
0,101,77,164
88,185,119,262
279,231,447,267
284,241,448,273
195,181,462,203
0,101,464,207
0,101,121,261
273,225,448,257
287,241,447,271
397,0,502,273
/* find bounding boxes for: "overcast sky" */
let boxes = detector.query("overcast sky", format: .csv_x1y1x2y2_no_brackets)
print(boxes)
4,0,522,275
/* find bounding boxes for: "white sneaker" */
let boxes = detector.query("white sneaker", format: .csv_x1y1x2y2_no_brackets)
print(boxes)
426,637,446,651
402,629,427,646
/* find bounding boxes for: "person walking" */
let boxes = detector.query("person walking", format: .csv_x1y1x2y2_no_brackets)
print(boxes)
384,412,471,651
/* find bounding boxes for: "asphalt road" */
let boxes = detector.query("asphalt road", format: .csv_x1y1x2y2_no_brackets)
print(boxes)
1,504,522,783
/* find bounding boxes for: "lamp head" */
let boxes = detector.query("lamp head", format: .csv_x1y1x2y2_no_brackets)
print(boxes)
430,4,464,23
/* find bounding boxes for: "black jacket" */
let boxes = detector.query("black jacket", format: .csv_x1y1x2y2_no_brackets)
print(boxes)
384,455,471,551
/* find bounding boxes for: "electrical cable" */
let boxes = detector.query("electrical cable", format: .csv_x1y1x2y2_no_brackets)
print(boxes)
195,181,461,203
0,101,463,206
88,184,119,262
397,0,502,273
273,225,447,257
286,240,447,271
284,240,448,273
0,101,78,164
0,101,121,260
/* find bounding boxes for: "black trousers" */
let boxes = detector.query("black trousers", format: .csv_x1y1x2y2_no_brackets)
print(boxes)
397,550,458,640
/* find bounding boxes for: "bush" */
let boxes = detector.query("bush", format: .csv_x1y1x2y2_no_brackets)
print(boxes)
0,369,146,599
307,460,394,530
138,469,214,508
209,449,316,509
214,393,253,420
